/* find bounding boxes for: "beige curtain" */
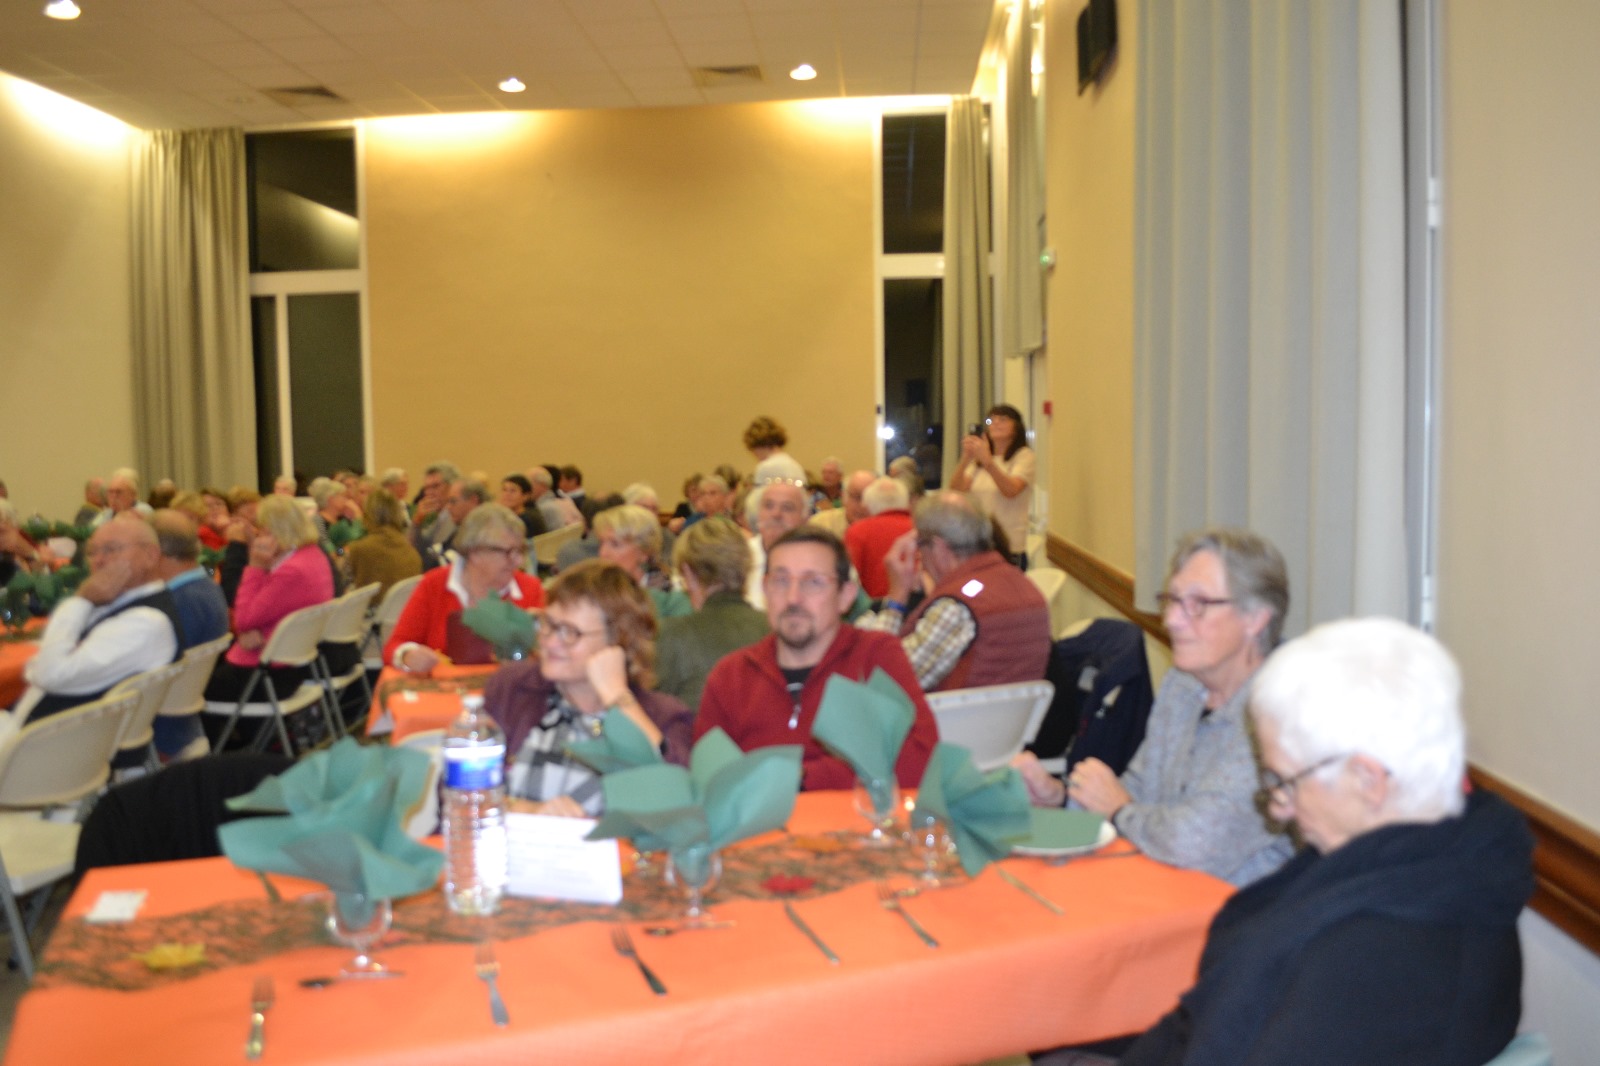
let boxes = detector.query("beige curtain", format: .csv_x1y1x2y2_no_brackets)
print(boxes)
1000,3,1045,361
1133,0,1408,636
131,128,255,491
942,96,993,477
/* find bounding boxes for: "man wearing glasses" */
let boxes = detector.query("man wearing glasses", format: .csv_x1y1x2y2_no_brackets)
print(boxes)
695,527,939,791
1014,528,1294,887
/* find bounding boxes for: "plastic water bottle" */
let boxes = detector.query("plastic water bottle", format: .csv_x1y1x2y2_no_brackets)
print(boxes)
442,694,508,916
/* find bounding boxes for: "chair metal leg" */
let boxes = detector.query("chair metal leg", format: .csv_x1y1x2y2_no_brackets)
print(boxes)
313,656,346,740
215,669,264,751
0,854,36,982
263,678,295,757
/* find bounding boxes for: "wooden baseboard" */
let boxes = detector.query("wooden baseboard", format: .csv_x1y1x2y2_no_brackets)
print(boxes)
1044,533,1600,956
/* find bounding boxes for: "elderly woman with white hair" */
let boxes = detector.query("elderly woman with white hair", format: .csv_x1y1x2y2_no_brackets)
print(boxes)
593,504,691,620
1112,618,1533,1066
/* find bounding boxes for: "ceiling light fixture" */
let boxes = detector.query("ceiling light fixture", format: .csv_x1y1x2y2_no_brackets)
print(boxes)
789,63,817,82
498,77,526,93
44,0,81,19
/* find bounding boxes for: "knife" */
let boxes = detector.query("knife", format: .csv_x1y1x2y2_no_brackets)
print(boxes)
783,901,840,965
996,866,1065,915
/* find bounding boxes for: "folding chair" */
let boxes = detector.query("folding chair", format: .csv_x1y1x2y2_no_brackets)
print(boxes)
365,575,422,671
926,680,1055,771
205,601,336,757
106,660,185,774
0,690,135,980
154,635,233,762
316,582,382,735
529,523,581,574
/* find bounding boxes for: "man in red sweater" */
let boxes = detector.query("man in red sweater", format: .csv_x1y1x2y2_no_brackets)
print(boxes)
844,476,914,599
695,527,938,790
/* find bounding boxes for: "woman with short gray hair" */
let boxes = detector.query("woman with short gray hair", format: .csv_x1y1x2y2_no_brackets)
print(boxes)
1116,618,1532,1066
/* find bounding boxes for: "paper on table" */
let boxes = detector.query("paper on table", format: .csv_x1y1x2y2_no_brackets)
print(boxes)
506,813,623,905
85,890,148,924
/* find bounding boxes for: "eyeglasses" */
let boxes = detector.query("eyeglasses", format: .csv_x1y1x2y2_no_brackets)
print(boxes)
1154,592,1235,621
470,545,522,561
1259,753,1349,801
543,619,608,645
765,571,838,598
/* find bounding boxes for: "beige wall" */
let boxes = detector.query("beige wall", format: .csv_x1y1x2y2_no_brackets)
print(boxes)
362,100,883,502
1436,1,1600,828
0,73,135,522
1039,0,1140,571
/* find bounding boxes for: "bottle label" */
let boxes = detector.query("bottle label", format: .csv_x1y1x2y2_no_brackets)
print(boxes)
443,743,506,790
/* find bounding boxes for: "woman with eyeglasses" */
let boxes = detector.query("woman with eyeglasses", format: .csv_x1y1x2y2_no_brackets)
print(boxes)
1013,528,1294,887
1109,618,1532,1066
950,403,1035,568
483,559,693,817
384,504,544,675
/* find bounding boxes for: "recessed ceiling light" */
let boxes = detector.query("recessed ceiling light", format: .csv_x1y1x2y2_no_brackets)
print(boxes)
789,63,817,82
498,77,526,93
44,0,81,19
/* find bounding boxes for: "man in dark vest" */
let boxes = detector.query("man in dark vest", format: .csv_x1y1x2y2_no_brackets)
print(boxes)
10,513,180,727
151,509,229,758
856,491,1051,692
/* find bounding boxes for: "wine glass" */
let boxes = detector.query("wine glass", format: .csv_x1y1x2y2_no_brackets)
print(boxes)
324,893,393,978
664,848,723,928
909,810,950,887
852,779,901,847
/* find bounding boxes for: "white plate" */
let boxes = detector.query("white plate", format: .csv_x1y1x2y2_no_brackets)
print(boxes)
1011,809,1119,857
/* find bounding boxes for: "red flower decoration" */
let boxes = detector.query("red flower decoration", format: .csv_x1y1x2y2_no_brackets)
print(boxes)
762,874,816,896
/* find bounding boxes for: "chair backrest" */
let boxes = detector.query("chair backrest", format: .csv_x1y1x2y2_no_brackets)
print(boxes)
323,583,382,645
159,635,233,718
531,523,582,567
926,680,1055,772
259,600,333,668
0,690,137,808
374,575,423,648
107,661,185,753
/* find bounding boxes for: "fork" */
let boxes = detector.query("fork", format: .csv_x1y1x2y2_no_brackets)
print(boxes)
245,974,274,1060
609,926,668,996
876,882,940,948
474,941,510,1027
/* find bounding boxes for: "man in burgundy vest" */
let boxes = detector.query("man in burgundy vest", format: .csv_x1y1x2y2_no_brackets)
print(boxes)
856,491,1051,692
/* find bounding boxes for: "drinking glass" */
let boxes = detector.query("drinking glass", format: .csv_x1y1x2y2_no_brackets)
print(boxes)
908,810,950,887
852,779,901,847
324,893,393,978
664,848,723,928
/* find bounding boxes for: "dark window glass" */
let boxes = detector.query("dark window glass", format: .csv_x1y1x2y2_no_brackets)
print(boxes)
248,129,359,272
287,293,364,480
882,278,943,488
881,114,946,254
250,297,281,493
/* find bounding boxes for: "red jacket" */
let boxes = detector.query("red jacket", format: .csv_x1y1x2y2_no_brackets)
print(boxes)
845,509,914,598
695,626,939,791
383,563,544,665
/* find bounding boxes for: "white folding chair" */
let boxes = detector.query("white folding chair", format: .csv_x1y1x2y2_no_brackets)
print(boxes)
316,582,382,735
154,635,233,762
205,601,336,757
366,575,423,671
106,661,185,774
1026,566,1070,637
530,523,581,573
0,690,136,980
926,680,1055,772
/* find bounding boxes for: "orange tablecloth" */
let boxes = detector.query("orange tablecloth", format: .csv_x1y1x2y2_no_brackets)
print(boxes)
365,663,497,744
0,633,40,709
6,792,1231,1066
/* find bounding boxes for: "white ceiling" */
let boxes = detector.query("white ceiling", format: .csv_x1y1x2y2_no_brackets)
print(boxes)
0,0,1002,131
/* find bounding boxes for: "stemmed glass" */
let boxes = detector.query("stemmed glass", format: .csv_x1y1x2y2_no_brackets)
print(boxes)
324,893,394,978
852,779,901,847
664,848,723,928
908,810,950,887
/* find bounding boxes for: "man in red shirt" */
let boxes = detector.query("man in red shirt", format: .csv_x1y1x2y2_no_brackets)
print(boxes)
844,476,914,598
695,527,938,790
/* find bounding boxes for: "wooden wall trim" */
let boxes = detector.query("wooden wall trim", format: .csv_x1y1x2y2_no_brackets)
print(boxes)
1045,533,1600,955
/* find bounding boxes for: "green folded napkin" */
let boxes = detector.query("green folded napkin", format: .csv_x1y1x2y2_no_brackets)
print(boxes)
587,728,801,883
913,742,1033,877
566,706,664,774
811,668,915,812
219,738,444,923
5,567,75,619
460,594,537,659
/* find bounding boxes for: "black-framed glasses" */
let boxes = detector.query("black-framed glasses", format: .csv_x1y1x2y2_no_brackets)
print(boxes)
1154,592,1235,621
544,620,607,645
470,545,523,561
1259,753,1349,801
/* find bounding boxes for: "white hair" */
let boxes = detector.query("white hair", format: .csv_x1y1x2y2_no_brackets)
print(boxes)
862,476,909,516
109,467,141,493
380,467,406,486
622,482,659,512
309,477,345,510
744,484,765,529
529,467,553,489
1250,617,1466,822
